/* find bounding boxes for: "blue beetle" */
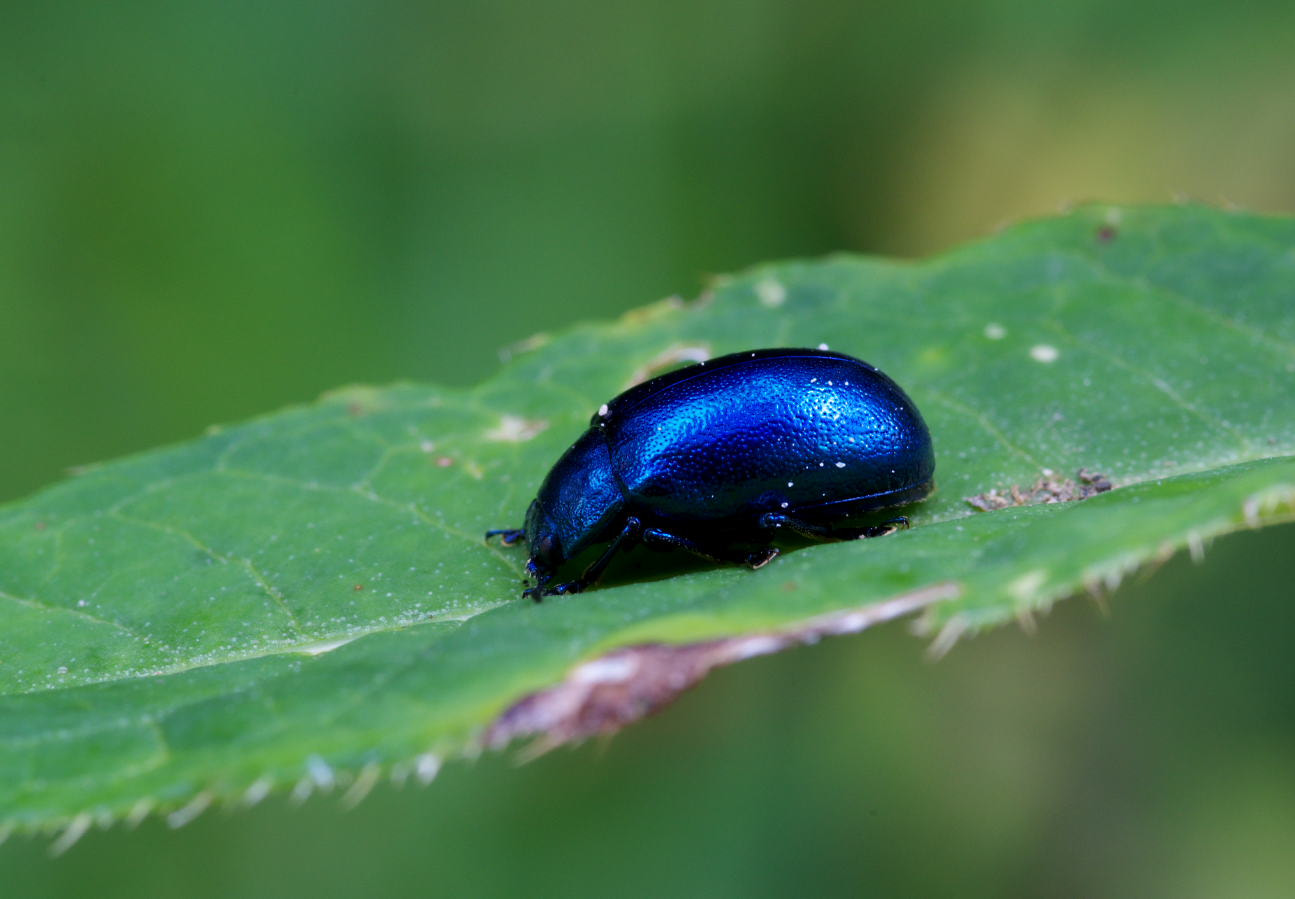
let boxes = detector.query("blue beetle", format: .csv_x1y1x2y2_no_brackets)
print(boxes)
487,347,934,599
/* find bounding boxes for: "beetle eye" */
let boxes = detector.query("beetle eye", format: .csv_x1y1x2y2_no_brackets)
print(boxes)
537,533,559,562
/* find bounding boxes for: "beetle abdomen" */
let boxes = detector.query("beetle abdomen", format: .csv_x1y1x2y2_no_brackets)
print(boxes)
601,349,933,522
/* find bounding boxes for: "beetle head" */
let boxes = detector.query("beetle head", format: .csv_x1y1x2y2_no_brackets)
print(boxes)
523,499,564,590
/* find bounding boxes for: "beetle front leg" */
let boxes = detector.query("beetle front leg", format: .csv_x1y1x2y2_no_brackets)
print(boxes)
535,517,644,600
759,512,910,541
485,528,526,546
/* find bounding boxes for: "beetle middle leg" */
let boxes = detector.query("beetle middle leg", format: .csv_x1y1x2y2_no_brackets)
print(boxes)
759,512,910,541
641,527,780,570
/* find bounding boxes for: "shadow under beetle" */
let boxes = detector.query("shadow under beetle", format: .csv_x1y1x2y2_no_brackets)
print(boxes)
487,347,935,600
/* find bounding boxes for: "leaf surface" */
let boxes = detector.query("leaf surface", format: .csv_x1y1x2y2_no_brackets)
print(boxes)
3,205,1294,836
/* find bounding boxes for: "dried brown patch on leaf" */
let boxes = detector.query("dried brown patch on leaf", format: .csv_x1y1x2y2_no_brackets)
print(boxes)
484,582,960,754
966,468,1112,511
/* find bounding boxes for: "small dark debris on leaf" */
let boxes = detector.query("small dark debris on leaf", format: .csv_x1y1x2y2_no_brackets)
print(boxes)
435,456,455,468
353,584,364,591
966,468,1112,511
1096,224,1118,242
35,521,47,531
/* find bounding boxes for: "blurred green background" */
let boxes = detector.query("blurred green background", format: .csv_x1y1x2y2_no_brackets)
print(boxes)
2,0,1293,896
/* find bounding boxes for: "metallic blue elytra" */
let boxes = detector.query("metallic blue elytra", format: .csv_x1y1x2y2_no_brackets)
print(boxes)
486,347,935,599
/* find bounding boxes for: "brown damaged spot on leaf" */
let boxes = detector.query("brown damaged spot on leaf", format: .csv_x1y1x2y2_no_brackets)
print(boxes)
965,468,1113,511
484,582,960,754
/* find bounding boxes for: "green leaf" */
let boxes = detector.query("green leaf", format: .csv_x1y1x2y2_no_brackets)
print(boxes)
3,204,1294,840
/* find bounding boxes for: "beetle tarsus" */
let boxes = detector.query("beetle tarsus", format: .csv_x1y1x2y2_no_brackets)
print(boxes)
485,528,526,545
860,517,909,538
523,579,586,601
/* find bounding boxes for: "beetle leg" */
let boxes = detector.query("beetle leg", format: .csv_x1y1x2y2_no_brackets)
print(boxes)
640,527,725,562
485,528,526,545
745,546,781,569
758,512,836,540
861,517,910,538
759,512,910,541
576,516,644,587
538,517,644,600
641,527,779,570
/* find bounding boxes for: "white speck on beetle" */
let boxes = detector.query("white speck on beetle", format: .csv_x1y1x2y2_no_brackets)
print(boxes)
1030,344,1059,363
756,278,787,307
984,322,1007,340
835,461,846,468
780,501,789,508
787,481,794,487
598,404,609,418
817,342,830,350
